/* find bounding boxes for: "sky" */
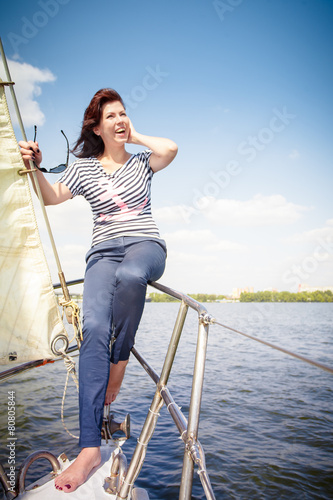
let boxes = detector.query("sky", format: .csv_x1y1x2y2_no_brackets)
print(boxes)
1,0,332,295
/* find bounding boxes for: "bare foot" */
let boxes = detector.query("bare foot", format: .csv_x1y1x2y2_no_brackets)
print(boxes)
104,360,129,405
54,447,101,493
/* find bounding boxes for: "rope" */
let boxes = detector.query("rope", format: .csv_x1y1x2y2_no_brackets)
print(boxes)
148,408,160,416
58,297,83,343
212,318,333,375
122,477,134,488
137,438,148,447
59,349,79,440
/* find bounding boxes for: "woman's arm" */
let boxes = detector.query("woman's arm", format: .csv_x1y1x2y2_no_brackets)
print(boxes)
127,121,178,172
19,140,72,205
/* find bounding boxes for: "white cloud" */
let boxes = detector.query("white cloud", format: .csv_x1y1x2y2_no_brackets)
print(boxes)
26,193,328,295
166,249,210,266
289,149,300,160
212,104,230,113
154,205,189,224
43,196,92,240
198,194,309,226
155,195,309,227
43,242,87,282
285,219,333,245
164,229,215,245
32,195,92,283
0,59,56,127
163,229,247,253
158,229,249,293
204,240,247,252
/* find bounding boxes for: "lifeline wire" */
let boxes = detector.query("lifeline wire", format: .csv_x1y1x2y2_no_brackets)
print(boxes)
212,318,333,375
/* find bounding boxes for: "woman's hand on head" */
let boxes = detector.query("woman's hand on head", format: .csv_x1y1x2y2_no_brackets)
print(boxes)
18,140,42,169
126,119,138,145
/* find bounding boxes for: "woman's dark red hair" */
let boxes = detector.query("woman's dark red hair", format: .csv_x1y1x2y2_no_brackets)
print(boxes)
72,88,125,158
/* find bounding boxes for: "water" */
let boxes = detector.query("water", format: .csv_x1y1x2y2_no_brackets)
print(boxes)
0,302,332,499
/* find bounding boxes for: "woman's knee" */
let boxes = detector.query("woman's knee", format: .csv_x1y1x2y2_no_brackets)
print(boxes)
115,265,146,288
82,315,111,346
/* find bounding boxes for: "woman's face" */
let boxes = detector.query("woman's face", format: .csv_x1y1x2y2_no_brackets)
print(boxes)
93,100,130,146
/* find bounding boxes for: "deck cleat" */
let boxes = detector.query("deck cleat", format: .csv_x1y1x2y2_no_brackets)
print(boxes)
101,405,131,442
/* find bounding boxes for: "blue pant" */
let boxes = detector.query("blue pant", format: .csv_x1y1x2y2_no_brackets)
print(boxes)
78,236,167,448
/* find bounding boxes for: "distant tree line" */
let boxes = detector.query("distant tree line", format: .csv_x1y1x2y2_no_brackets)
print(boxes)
147,290,333,303
148,293,226,303
148,293,179,302
239,290,333,302
189,293,226,302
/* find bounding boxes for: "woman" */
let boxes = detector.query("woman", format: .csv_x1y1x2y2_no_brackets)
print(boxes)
19,88,178,493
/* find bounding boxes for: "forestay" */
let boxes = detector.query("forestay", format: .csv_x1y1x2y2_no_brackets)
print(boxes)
0,83,67,365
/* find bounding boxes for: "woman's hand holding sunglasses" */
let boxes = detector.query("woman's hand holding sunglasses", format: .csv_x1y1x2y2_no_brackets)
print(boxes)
19,125,68,174
18,139,42,170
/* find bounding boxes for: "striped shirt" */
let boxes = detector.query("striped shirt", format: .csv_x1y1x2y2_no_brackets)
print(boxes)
57,150,161,246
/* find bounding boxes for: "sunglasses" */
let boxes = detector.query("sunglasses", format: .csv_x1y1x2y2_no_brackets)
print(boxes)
33,125,69,174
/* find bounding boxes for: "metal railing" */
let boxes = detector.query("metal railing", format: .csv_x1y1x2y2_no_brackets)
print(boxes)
118,280,216,500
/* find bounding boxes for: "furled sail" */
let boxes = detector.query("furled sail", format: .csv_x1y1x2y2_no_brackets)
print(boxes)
0,83,68,365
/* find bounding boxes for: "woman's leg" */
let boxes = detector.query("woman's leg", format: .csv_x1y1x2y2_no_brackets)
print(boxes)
104,359,129,405
110,239,166,363
79,253,119,446
55,247,123,493
105,239,166,405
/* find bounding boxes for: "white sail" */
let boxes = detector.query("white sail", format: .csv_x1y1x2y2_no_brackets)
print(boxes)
0,83,68,365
